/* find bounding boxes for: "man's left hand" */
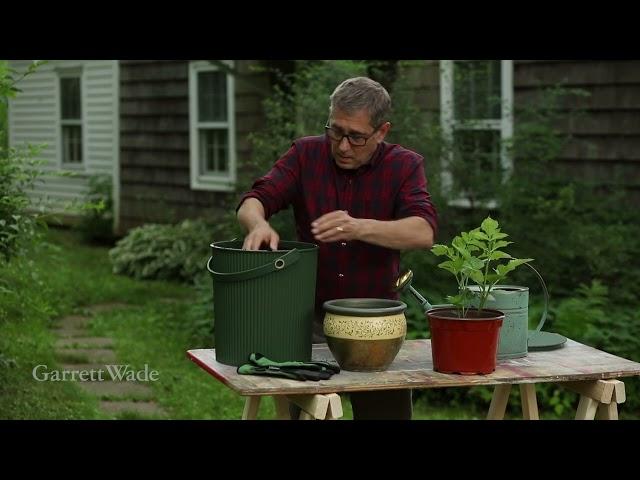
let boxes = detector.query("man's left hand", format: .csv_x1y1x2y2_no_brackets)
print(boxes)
311,210,361,243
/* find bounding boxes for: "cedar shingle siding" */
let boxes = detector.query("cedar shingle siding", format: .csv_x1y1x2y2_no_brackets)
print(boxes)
118,60,270,233
514,61,640,200
402,60,640,202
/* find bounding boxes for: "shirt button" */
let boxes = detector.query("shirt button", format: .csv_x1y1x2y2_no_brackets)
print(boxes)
341,242,347,247
338,273,344,278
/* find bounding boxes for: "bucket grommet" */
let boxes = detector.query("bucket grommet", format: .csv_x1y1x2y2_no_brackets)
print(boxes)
274,259,285,269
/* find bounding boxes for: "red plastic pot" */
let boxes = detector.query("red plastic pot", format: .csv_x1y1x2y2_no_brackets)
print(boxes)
427,307,504,375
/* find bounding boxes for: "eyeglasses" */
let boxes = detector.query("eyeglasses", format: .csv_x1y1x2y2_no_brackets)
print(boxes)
324,124,380,147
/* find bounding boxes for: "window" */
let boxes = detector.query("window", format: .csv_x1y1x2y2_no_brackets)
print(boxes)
189,61,236,191
59,74,83,165
440,60,513,208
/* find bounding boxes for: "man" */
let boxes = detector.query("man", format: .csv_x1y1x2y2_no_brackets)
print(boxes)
236,76,438,419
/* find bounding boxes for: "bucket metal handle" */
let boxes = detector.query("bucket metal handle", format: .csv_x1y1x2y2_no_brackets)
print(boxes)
206,248,301,282
525,262,549,332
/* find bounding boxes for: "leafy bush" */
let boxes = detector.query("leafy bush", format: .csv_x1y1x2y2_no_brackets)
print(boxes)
0,61,48,263
74,174,115,244
109,219,219,283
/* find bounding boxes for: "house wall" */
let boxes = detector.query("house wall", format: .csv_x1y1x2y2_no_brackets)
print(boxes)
400,60,640,201
8,60,119,214
513,60,640,200
118,60,270,233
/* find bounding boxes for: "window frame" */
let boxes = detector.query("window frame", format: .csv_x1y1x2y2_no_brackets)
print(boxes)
440,60,513,208
189,60,236,192
56,66,85,170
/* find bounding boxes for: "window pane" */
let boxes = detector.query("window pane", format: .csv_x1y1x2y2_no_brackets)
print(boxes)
454,61,501,121
450,129,501,201
62,125,82,163
199,129,228,173
198,71,227,122
61,77,81,120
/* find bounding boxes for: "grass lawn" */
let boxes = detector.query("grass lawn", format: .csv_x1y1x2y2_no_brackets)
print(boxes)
2,227,587,420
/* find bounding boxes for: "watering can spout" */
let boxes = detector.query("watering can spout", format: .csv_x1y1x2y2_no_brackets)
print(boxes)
393,270,433,313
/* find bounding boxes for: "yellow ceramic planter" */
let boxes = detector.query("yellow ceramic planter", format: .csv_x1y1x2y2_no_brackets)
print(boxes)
323,298,407,372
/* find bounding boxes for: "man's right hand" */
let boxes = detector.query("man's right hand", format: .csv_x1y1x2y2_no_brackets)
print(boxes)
242,222,280,251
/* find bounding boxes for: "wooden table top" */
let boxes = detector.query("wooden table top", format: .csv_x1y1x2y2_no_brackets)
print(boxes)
187,339,640,396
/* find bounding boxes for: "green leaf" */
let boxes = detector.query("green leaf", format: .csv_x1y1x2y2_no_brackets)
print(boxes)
494,240,513,249
437,260,460,275
489,251,512,261
481,216,498,234
469,270,484,285
431,244,449,256
467,238,487,250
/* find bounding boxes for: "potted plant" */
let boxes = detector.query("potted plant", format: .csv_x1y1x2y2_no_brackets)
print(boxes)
428,216,532,374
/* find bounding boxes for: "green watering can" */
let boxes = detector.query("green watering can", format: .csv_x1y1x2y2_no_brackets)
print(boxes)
394,265,566,359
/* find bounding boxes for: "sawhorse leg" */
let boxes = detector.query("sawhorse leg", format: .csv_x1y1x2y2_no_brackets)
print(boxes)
560,379,626,420
242,393,343,420
487,383,539,420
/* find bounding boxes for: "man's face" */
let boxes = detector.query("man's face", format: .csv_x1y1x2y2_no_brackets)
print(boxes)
326,108,390,170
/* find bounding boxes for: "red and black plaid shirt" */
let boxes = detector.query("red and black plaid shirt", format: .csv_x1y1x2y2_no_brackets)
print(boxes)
238,134,438,313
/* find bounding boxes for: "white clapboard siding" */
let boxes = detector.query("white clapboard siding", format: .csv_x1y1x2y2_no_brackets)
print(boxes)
8,60,119,216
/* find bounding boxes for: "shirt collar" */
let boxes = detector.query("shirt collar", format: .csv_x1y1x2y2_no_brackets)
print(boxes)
327,138,385,176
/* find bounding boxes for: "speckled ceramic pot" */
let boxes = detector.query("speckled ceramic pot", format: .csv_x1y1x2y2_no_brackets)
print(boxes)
323,298,407,372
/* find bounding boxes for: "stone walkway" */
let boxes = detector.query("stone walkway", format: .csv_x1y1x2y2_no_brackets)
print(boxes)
52,303,166,419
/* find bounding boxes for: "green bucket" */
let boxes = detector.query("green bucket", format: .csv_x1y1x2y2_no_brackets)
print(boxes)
207,240,318,366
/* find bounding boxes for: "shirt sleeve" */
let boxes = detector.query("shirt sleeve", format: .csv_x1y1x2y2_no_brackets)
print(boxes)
394,155,439,237
236,143,300,219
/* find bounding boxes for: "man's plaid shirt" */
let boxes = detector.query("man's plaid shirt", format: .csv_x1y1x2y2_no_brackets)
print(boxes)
238,134,438,312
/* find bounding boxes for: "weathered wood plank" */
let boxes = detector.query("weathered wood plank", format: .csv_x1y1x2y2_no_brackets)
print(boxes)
120,150,190,169
555,111,640,136
595,402,618,420
286,394,330,420
514,61,640,87
242,396,261,420
560,380,615,403
186,339,640,396
120,116,189,133
120,98,189,116
612,380,626,403
487,384,511,420
516,84,640,111
120,61,188,82
120,132,189,150
272,396,291,420
519,384,539,420
120,80,188,100
575,396,599,420
561,136,640,162
325,393,343,420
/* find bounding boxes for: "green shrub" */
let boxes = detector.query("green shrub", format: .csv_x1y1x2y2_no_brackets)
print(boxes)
75,174,116,245
109,219,218,283
0,61,48,263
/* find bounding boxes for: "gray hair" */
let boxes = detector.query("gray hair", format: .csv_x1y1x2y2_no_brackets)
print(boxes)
329,77,391,129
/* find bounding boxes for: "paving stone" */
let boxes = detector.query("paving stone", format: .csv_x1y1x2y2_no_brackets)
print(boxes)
53,315,91,330
55,348,117,363
100,401,166,417
77,381,154,400
55,337,114,349
52,327,88,338
83,303,131,315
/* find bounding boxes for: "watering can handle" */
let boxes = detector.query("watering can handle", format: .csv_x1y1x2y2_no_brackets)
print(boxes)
206,249,300,282
526,263,549,332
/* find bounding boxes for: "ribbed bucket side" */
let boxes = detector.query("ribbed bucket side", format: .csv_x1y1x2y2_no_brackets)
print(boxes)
210,240,317,366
